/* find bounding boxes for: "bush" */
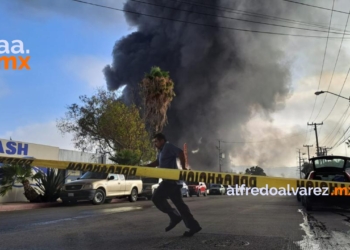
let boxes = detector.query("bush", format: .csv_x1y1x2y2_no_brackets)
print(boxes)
34,169,66,202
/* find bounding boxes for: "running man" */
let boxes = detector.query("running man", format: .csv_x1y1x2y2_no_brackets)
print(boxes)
145,133,202,237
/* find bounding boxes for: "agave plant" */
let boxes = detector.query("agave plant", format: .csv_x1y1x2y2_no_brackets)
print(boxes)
33,168,66,202
139,66,176,134
0,164,42,202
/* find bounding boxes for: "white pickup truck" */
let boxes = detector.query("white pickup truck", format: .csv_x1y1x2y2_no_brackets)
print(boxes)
60,171,143,205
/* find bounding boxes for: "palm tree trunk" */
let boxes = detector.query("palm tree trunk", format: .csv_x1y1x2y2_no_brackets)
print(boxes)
22,180,41,202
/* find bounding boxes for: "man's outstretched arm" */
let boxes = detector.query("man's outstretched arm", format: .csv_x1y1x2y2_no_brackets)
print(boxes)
145,159,159,167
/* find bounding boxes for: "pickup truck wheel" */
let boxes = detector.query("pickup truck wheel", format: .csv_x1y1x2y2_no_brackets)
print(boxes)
92,189,106,205
129,188,138,202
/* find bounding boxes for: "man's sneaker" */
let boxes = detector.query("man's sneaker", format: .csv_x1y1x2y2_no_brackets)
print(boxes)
183,226,202,237
165,217,182,232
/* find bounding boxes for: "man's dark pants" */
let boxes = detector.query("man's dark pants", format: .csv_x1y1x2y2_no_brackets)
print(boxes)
152,180,200,229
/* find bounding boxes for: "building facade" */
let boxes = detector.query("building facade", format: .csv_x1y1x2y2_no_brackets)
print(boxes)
0,138,113,203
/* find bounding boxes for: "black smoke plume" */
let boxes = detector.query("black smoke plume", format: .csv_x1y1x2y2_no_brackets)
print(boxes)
104,0,323,170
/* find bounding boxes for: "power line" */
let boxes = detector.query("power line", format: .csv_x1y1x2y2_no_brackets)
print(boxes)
314,10,350,124
220,132,307,144
318,11,350,147
167,0,350,33
130,0,350,36
323,62,350,129
72,0,350,39
283,0,348,14
320,23,350,132
329,118,350,149
328,108,349,145
322,105,350,146
309,0,335,123
322,106,350,146
331,126,350,149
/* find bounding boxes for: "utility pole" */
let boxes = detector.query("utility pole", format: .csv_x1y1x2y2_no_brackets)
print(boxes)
303,144,313,161
297,149,302,179
218,140,221,172
302,158,308,165
324,147,332,156
307,122,323,156
318,146,331,156
217,140,225,172
318,146,324,156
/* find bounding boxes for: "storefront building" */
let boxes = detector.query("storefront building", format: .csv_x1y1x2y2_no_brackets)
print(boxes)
0,138,113,203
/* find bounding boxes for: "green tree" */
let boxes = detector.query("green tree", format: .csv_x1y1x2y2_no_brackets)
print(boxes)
57,88,155,164
301,162,313,177
245,166,267,176
139,66,176,134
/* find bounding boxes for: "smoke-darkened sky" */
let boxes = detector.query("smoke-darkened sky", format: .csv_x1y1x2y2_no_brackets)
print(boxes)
104,0,350,171
3,0,350,176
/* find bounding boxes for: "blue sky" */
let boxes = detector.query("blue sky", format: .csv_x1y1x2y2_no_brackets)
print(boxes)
0,0,131,149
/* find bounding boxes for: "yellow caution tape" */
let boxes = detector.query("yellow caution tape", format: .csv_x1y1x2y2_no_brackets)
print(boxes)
1,156,350,192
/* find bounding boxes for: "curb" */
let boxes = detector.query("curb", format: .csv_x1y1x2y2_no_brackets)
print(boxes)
0,197,135,212
0,202,62,212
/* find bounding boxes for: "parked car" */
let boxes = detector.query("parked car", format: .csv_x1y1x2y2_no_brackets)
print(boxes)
139,177,159,200
181,182,190,197
301,156,350,211
187,182,207,197
223,185,229,193
151,179,190,197
60,172,143,205
209,184,226,195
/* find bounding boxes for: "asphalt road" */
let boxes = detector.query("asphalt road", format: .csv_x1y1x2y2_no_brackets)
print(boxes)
1,195,350,250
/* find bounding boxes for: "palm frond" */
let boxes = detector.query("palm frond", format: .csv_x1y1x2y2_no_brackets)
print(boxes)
0,164,35,197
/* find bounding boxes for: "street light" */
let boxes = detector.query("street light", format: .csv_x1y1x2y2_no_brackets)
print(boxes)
314,90,350,101
314,91,325,95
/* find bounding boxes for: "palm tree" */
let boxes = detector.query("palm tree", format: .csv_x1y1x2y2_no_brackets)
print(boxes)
139,66,176,134
0,164,41,202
